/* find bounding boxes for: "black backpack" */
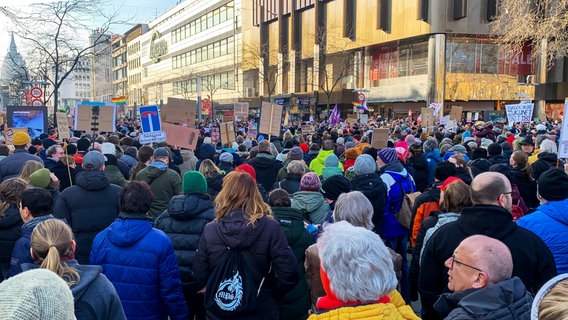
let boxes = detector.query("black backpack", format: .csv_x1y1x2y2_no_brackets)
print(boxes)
204,248,267,317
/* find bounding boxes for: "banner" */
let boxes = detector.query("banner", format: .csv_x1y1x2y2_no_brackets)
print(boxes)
505,104,534,123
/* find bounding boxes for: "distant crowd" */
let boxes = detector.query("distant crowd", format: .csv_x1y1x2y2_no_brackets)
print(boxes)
0,115,568,320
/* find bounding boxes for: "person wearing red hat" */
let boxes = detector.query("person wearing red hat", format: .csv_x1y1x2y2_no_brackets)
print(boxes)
235,164,269,202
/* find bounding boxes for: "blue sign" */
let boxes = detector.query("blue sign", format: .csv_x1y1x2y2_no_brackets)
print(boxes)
139,105,161,133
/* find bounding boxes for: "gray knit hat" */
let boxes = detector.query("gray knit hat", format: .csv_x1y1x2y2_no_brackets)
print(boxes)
0,269,75,319
353,154,377,175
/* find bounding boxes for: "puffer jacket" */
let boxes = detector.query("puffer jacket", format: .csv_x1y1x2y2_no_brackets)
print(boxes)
434,277,532,320
379,162,416,239
424,150,442,185
23,261,126,320
206,173,224,199
155,193,215,292
309,149,343,177
90,212,188,320
0,206,22,277
104,165,126,187
272,206,311,320
0,149,44,181
351,172,388,237
291,191,330,225
308,290,419,320
193,210,299,320
53,170,121,264
135,161,182,218
517,198,568,274
249,153,283,192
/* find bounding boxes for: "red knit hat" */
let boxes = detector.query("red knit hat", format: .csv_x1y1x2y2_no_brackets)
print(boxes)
235,164,256,181
300,143,309,153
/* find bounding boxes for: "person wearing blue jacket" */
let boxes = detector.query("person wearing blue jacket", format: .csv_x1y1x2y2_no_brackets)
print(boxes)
90,181,189,320
518,169,568,274
423,138,442,186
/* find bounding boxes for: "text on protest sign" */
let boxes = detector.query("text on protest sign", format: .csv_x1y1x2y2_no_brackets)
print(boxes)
505,104,534,123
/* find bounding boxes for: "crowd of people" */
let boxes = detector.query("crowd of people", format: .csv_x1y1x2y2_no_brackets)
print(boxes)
0,115,568,319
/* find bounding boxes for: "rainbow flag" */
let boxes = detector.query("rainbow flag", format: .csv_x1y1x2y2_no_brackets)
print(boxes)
112,96,127,104
353,99,369,112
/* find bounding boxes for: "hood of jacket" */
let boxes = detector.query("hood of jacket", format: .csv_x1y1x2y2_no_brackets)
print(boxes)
458,205,517,238
75,170,111,191
537,152,561,163
198,144,216,160
408,154,428,170
21,260,103,303
311,149,335,166
379,161,405,175
167,193,214,221
143,162,168,179
250,152,277,169
322,167,343,180
536,198,568,225
107,214,153,247
291,191,327,214
21,214,55,237
425,150,443,162
435,277,532,319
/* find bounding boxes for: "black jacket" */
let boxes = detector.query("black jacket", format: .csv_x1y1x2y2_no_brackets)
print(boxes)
418,205,556,320
487,154,509,166
206,173,224,199
531,152,564,181
351,172,388,237
454,167,472,185
509,167,538,210
407,154,429,192
0,206,22,277
50,160,77,191
155,193,215,292
469,158,491,177
53,170,121,264
193,210,299,320
272,173,302,195
249,153,283,192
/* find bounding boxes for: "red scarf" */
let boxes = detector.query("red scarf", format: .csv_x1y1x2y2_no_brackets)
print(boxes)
316,266,390,311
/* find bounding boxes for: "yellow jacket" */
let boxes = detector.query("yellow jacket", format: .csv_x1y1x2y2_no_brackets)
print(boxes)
528,149,540,164
308,290,420,320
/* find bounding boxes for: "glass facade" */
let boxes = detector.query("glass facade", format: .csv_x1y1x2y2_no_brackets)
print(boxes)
172,36,235,69
369,40,428,81
171,2,234,44
173,71,235,95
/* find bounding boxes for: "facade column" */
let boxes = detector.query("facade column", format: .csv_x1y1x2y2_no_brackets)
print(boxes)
427,33,446,118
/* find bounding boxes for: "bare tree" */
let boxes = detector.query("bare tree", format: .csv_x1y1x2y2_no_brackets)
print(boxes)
492,0,568,67
242,41,282,102
6,0,124,120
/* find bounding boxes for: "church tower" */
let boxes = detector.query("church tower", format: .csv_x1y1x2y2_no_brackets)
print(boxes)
1,32,27,81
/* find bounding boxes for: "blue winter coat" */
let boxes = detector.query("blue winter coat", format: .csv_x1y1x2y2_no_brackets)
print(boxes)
518,198,568,274
424,150,442,185
90,213,189,320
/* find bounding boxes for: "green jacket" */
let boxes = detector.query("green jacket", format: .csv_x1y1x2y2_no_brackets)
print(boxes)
135,161,181,219
272,206,312,320
309,149,343,176
104,165,126,188
291,191,329,225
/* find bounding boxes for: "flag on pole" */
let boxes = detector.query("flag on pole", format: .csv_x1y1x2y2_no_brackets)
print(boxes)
353,100,369,112
112,96,127,104
329,104,340,125
417,113,422,123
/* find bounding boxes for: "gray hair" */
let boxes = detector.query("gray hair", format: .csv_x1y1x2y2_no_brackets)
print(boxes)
423,138,438,153
318,221,397,302
46,145,60,157
536,134,549,148
270,143,278,156
333,191,374,230
539,139,557,154
287,160,307,175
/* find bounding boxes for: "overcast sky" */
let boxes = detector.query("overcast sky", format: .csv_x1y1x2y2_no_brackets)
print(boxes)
0,0,180,56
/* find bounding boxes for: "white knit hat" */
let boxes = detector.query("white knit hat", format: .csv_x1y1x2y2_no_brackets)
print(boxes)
0,269,75,319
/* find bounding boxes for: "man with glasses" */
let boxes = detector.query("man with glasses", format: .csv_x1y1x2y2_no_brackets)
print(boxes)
45,144,76,190
433,235,533,319
419,172,556,320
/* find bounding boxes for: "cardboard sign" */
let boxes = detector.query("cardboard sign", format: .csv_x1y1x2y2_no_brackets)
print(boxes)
56,112,71,139
220,121,236,147
3,127,28,145
421,107,435,128
301,124,316,134
0,113,5,125
162,122,199,150
450,106,463,121
223,110,234,123
505,104,534,123
162,97,196,127
371,128,389,150
234,102,249,121
74,103,116,132
346,113,358,124
259,102,282,137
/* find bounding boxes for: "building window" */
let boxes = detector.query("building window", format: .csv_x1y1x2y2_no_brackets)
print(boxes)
378,0,391,31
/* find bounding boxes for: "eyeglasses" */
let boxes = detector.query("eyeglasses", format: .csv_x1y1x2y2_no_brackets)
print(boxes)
502,191,512,196
450,254,483,272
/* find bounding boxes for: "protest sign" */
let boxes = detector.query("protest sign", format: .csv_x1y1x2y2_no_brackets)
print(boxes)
162,122,199,150
450,106,462,121
162,97,196,127
74,102,116,132
439,115,450,126
505,103,534,123
558,99,568,158
56,112,71,139
248,122,258,138
421,107,435,127
3,127,27,145
360,114,368,124
346,113,358,124
220,121,236,147
234,102,249,121
466,112,473,122
301,124,316,134
259,102,282,137
371,128,389,150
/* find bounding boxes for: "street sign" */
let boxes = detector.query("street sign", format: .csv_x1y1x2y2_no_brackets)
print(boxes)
30,87,42,98
139,131,167,144
357,93,366,101
139,105,162,133
31,99,43,106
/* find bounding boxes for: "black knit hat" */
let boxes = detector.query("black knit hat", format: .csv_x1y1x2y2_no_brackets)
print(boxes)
321,175,351,201
538,169,568,201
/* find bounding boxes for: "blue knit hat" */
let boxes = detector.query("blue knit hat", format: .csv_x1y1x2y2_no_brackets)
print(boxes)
378,147,398,164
